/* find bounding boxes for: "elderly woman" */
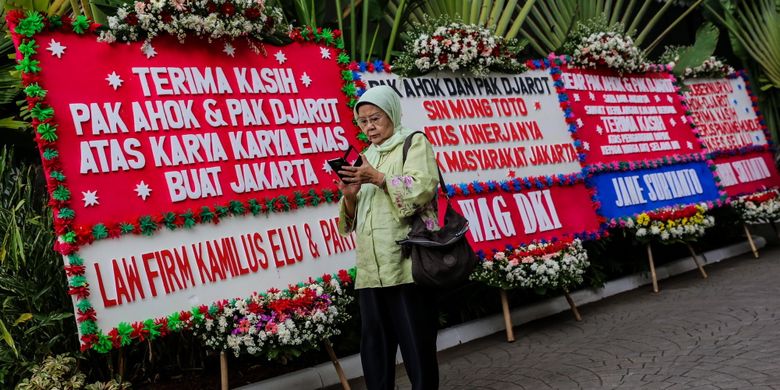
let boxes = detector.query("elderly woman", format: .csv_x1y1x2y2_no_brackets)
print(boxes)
337,85,440,390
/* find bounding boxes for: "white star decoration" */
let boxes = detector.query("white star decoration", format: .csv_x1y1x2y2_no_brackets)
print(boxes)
583,141,591,151
82,190,99,207
106,72,123,90
142,43,157,59
654,95,661,102
223,43,236,57
320,47,331,59
573,93,581,102
576,118,584,128
669,118,677,127
323,161,334,174
596,125,604,135
666,95,674,103
686,141,694,149
135,181,152,200
588,92,596,100
274,51,287,64
46,39,66,58
300,72,312,87
681,116,688,124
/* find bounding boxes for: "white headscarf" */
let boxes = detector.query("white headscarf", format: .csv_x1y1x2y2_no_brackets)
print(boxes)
355,86,413,162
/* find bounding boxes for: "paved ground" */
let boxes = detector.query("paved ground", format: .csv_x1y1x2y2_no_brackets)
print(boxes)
334,244,780,389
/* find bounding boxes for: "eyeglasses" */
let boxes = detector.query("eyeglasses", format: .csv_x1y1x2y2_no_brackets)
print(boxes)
356,114,386,128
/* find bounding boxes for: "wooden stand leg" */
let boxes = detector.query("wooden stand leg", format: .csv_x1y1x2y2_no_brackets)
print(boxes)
323,339,351,390
686,243,708,279
646,243,659,293
499,289,515,342
771,221,779,239
220,351,229,390
563,289,582,321
118,347,125,382
744,223,759,258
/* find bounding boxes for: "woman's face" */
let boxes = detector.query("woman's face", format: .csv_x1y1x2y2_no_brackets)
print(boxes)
356,104,394,146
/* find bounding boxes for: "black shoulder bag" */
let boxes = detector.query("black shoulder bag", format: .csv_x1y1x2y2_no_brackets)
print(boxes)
396,132,478,288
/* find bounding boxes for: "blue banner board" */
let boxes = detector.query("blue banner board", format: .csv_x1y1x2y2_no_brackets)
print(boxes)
591,162,721,219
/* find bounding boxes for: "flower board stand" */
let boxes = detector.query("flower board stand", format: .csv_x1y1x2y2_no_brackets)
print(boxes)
323,339,351,390
220,351,229,390
646,242,707,293
499,288,582,343
744,223,760,258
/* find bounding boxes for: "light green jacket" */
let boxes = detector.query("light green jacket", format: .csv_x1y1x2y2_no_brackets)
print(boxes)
338,134,439,289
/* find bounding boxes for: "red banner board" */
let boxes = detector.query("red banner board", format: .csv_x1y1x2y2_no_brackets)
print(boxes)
451,184,601,253
713,151,780,197
560,66,703,165
32,33,356,228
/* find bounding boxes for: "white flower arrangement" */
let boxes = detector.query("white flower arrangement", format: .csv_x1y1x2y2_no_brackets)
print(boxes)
191,273,353,360
681,56,735,79
618,203,715,244
731,189,780,224
470,239,590,293
393,17,526,77
570,32,647,73
99,0,291,52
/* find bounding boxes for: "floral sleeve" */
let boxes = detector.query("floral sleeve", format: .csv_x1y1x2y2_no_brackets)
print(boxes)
385,134,440,220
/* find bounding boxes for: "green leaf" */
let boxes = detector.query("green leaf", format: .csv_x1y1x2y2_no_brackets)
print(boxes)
673,23,719,75
13,313,33,325
0,319,17,357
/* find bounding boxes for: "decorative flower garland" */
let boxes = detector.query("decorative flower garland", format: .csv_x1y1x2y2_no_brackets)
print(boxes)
731,189,780,225
470,239,589,292
99,0,291,54
659,46,734,79
193,270,354,359
393,17,526,77
681,56,735,79
616,203,715,244
89,269,354,354
8,9,363,352
569,32,647,74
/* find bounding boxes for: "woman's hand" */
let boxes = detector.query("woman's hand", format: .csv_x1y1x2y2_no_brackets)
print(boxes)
338,155,385,188
337,178,361,199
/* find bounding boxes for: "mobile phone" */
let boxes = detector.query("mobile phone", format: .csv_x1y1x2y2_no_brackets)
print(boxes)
328,146,363,180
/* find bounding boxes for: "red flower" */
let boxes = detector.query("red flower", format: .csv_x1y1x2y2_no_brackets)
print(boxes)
160,11,173,23
5,9,25,25
220,2,236,16
108,328,122,349
77,308,96,322
68,285,90,299
337,269,352,284
289,29,303,41
244,7,261,20
125,13,138,26
80,334,98,351
179,310,192,323
322,274,332,283
206,1,217,13
333,30,342,38
155,318,170,336
247,301,262,313
21,73,40,85
131,322,148,341
64,264,86,276
56,242,78,256
438,54,448,64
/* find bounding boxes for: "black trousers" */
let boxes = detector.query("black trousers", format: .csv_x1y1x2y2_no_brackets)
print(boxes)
359,284,439,390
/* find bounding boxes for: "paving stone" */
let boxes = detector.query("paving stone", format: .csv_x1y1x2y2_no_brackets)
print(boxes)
326,246,780,390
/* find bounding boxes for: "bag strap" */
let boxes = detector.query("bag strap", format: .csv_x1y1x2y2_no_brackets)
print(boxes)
402,131,448,197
